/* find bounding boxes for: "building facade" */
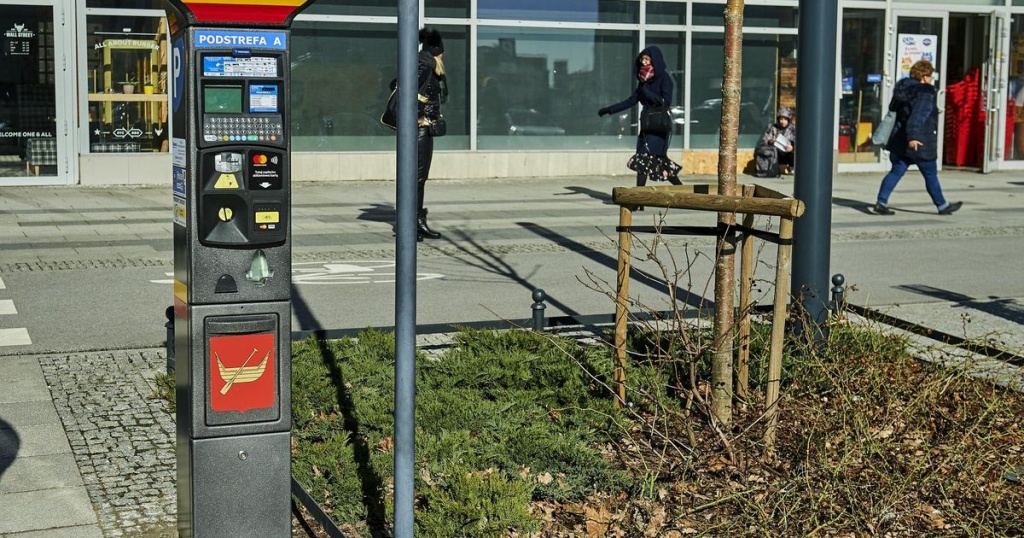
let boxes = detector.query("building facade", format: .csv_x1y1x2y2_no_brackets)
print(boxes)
1,0,1023,186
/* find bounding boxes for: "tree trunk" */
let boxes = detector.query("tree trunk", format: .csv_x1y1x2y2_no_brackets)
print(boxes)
711,0,744,427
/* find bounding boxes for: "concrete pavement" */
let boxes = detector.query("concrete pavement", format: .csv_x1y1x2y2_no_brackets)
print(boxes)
1,168,1023,535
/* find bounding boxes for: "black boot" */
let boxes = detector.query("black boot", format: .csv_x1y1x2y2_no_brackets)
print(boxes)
417,208,442,240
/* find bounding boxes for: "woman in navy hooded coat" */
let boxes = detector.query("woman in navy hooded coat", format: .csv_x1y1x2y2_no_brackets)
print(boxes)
599,46,680,187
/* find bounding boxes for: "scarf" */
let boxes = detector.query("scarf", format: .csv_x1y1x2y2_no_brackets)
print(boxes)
638,64,654,82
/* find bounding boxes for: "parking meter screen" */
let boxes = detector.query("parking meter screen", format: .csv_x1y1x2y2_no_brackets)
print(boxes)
204,85,243,114
202,55,279,78
249,85,279,113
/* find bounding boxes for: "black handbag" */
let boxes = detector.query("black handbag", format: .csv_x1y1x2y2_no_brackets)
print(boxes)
381,75,437,131
640,101,672,134
428,117,447,137
380,87,398,129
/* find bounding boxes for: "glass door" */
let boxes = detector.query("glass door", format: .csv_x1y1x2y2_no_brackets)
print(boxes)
839,8,886,165
890,12,948,169
982,12,1008,173
0,1,71,185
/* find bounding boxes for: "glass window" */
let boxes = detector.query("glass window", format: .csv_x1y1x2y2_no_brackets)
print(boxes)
427,0,470,19
86,0,166,8
0,5,58,178
690,32,796,149
290,22,469,151
478,0,639,24
896,0,1001,4
302,0,397,17
476,27,637,150
1007,16,1024,160
839,9,885,164
647,2,687,26
693,4,798,28
84,15,169,153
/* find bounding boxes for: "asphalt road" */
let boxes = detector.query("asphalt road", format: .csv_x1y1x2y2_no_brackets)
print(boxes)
2,233,1022,356
1,172,1022,356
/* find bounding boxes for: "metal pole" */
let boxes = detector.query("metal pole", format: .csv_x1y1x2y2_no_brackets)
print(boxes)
791,0,838,343
394,1,419,536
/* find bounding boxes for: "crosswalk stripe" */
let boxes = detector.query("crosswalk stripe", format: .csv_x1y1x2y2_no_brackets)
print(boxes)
0,300,16,315
0,328,31,347
0,277,5,289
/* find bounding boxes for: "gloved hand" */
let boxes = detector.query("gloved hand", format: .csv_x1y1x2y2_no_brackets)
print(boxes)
598,107,611,117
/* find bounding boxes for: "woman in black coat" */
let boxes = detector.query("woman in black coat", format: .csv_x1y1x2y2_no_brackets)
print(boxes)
415,27,448,239
598,45,681,187
874,60,961,215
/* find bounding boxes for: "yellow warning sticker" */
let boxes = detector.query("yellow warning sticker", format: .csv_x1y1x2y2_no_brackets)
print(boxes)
214,173,239,189
255,211,280,224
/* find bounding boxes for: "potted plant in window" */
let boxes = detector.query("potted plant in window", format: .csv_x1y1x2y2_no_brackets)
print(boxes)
121,73,137,94
143,76,154,95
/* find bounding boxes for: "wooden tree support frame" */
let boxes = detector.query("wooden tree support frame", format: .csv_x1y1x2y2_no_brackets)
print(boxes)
610,184,804,444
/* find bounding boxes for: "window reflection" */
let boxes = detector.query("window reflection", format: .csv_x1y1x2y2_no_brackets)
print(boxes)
477,27,636,150
478,0,638,24
1008,16,1024,161
839,9,885,163
84,15,169,153
0,5,57,177
301,0,398,17
692,4,797,28
426,0,470,19
290,22,468,151
690,33,796,149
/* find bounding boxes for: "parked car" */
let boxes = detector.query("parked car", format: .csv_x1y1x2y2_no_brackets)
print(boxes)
689,98,765,135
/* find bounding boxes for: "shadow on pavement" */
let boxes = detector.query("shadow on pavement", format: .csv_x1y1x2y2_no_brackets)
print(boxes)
832,196,875,214
356,204,397,226
0,418,19,480
516,221,713,312
894,284,1024,326
291,283,322,332
438,228,583,320
558,186,614,204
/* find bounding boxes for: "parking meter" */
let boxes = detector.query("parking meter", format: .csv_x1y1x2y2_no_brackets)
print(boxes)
164,1,315,536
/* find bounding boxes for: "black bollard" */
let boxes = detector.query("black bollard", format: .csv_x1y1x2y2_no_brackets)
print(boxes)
531,289,547,331
830,274,846,319
164,306,175,373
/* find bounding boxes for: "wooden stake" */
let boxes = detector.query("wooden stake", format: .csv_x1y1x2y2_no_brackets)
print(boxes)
737,185,755,399
764,216,794,447
613,205,633,408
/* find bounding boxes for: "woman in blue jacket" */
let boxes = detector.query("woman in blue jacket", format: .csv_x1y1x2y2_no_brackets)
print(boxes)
599,45,681,187
874,60,962,215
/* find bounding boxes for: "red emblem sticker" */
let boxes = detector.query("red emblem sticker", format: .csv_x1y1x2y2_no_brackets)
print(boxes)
209,333,276,413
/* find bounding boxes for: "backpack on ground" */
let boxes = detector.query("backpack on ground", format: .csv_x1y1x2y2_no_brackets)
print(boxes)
754,146,779,178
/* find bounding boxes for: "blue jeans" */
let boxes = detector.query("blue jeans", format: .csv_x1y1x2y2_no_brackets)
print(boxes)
877,152,947,208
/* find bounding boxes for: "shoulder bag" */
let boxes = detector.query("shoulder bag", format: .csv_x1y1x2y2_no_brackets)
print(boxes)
871,110,896,146
428,116,447,137
380,83,399,129
640,100,673,135
380,74,437,131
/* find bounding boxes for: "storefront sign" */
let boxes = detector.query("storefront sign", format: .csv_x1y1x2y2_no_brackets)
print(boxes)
0,131,52,138
896,34,938,80
4,23,35,56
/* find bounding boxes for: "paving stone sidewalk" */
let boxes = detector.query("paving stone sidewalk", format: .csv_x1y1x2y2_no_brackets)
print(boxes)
37,349,176,537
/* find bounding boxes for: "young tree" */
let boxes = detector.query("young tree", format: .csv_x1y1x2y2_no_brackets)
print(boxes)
711,0,744,426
